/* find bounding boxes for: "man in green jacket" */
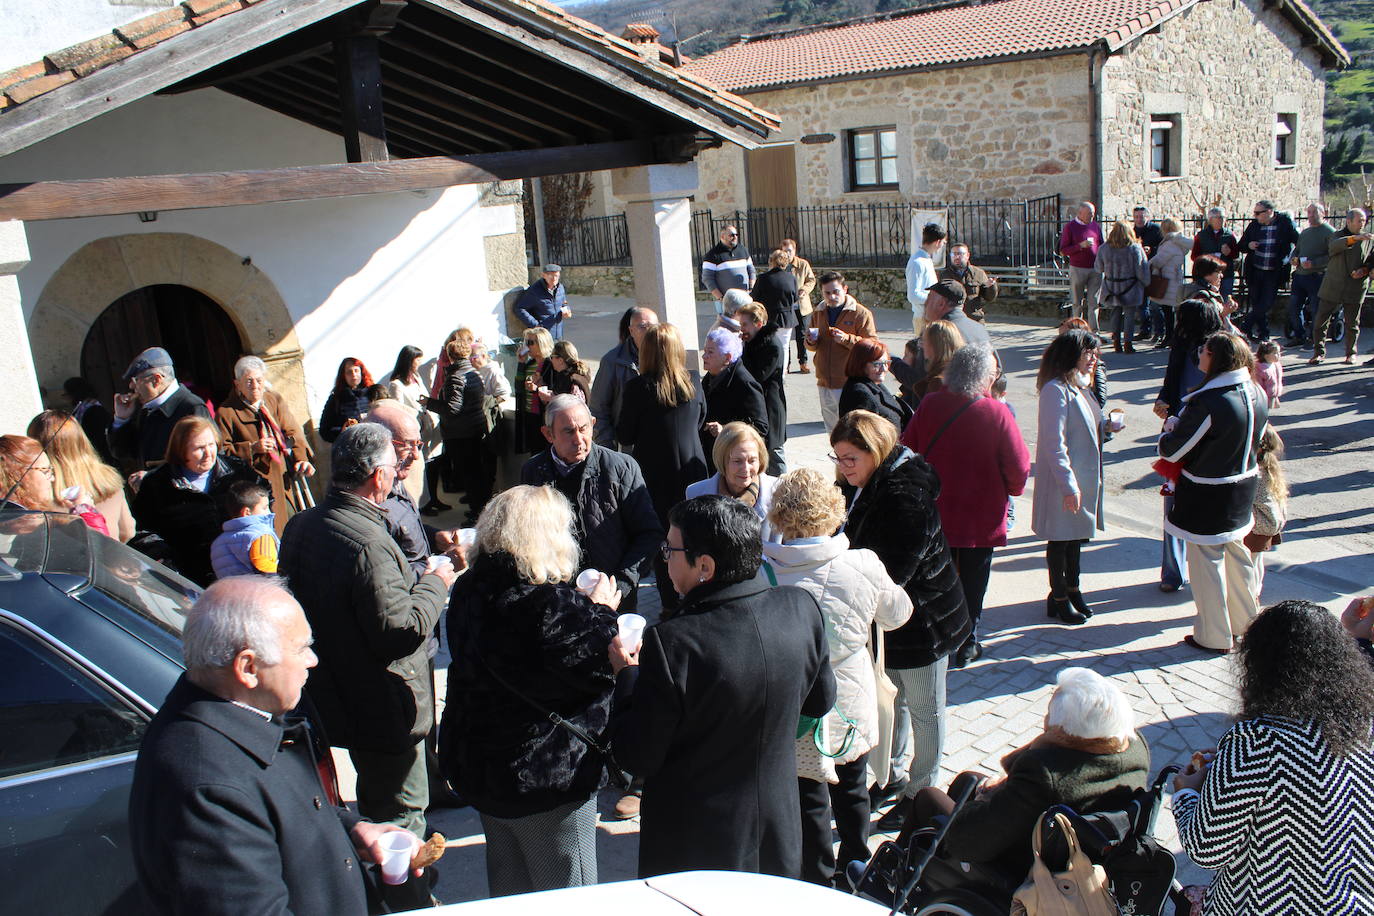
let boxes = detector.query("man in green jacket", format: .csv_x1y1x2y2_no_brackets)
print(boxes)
1289,203,1335,345
1311,208,1374,365
280,422,457,836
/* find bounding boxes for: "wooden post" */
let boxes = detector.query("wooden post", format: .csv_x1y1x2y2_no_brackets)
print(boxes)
334,35,388,162
529,177,550,266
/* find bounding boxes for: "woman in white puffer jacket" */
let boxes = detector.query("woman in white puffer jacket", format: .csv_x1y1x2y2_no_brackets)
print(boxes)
763,468,913,887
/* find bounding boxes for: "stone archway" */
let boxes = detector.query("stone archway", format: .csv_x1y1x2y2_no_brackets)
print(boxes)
28,233,310,434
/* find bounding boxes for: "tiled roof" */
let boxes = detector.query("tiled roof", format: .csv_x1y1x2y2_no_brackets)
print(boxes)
0,0,257,110
683,0,1348,92
0,0,771,136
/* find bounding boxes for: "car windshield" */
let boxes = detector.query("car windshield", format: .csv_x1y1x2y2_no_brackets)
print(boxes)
0,510,196,637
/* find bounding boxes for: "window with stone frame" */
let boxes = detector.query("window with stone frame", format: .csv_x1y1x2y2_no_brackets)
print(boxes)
1149,115,1182,178
847,127,899,190
1274,113,1297,167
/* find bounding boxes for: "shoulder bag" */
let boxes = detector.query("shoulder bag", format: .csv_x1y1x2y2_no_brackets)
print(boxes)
922,397,977,455
482,661,629,789
867,628,900,790
1010,812,1120,916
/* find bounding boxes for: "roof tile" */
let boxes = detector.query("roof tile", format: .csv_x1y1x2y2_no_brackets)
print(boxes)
44,33,132,72
684,0,1333,91
6,71,77,106
0,61,48,96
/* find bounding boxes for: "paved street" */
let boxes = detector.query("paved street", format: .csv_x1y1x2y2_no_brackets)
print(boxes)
365,295,1373,903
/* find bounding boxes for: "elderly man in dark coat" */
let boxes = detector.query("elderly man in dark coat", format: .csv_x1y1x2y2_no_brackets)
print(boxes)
521,395,662,612
280,423,457,837
609,496,835,879
109,346,210,472
515,264,571,339
129,577,421,915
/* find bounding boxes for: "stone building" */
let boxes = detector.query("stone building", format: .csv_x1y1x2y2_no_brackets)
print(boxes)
0,0,774,437
586,0,1346,222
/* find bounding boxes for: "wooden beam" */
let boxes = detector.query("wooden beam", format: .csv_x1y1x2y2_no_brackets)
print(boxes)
334,35,389,162
0,0,369,159
0,138,687,221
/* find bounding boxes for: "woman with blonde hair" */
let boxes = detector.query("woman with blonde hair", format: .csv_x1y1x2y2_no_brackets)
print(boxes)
1149,216,1194,345
617,324,708,527
686,421,778,541
0,434,109,533
131,416,261,585
763,468,913,885
1245,425,1288,601
912,319,965,405
514,326,555,454
26,410,134,540
1095,219,1150,353
438,485,621,897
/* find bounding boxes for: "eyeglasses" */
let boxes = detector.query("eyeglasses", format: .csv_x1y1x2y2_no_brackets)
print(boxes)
725,232,739,238
869,359,891,369
1253,208,1272,216
391,438,422,456
30,466,55,478
659,541,690,562
828,452,862,469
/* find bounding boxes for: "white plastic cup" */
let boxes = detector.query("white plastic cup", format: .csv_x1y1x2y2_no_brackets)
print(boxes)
617,613,647,655
378,831,418,885
575,569,604,596
61,485,82,502
1108,408,1125,433
426,555,452,575
457,528,477,549
807,328,820,343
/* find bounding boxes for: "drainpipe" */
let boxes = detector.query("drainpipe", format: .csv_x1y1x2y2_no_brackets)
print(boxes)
1087,44,1105,212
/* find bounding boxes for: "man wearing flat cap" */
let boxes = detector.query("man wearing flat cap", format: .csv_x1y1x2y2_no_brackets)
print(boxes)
109,346,211,472
897,281,999,384
515,264,572,339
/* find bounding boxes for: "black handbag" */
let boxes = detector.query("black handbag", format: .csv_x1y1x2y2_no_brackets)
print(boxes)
482,661,630,789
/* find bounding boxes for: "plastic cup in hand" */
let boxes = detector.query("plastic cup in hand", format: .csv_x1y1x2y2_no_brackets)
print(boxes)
807,328,820,343
61,486,82,503
1108,408,1125,432
426,555,452,575
575,569,604,596
457,528,477,549
378,831,418,885
617,613,647,655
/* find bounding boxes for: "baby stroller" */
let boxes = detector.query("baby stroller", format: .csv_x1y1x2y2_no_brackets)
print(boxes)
850,766,1190,915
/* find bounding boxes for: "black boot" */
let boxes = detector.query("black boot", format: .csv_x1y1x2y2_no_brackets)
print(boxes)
951,637,983,669
1066,590,1094,618
1047,593,1087,625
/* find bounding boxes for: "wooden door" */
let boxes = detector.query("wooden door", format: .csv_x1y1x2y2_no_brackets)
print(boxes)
746,144,798,211
81,285,244,411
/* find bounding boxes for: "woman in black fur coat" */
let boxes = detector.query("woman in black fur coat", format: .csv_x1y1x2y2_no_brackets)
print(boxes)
438,485,621,897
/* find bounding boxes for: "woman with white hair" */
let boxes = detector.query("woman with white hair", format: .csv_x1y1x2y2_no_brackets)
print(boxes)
899,667,1150,884
763,468,913,886
901,344,1029,668
700,326,768,474
214,355,314,535
438,485,622,897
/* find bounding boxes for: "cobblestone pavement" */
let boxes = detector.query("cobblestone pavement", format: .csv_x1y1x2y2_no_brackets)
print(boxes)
375,296,1371,903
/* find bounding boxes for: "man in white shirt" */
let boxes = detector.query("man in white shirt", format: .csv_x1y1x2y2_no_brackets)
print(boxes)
905,223,947,335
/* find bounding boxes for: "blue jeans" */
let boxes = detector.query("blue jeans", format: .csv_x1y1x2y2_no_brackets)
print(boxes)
1288,273,1323,340
1243,269,1281,339
1220,271,1236,301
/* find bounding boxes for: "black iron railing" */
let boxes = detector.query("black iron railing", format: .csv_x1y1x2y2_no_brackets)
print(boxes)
544,214,632,267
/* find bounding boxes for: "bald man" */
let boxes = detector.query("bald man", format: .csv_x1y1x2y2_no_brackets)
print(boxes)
367,402,465,576
130,577,421,915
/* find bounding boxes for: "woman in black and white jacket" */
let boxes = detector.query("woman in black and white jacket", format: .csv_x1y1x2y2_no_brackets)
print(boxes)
1158,331,1268,653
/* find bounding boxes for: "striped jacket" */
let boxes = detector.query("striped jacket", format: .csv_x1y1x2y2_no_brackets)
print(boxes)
1173,715,1374,915
1158,369,1268,545
700,240,755,295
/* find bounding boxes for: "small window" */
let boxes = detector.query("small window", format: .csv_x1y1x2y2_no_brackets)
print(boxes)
0,623,146,779
1274,113,1296,166
1149,115,1181,178
848,127,898,190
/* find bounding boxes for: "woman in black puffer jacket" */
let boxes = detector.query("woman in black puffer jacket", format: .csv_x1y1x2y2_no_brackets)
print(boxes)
837,338,912,432
831,410,970,827
439,485,620,897
1158,331,1268,655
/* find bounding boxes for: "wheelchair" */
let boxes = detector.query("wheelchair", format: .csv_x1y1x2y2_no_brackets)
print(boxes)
849,766,1191,915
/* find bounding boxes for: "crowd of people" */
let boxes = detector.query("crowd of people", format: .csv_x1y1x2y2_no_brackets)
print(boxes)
0,204,1369,915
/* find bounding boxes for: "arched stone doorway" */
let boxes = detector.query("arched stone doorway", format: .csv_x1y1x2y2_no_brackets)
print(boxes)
81,285,244,411
28,233,310,437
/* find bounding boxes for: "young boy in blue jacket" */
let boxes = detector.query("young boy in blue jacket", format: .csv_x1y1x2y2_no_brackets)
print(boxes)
209,480,278,578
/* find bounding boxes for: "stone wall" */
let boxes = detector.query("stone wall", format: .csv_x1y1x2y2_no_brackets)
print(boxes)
1101,0,1326,218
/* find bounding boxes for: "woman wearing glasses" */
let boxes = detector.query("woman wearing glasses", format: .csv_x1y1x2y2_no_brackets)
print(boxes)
837,338,912,432
0,434,109,533
829,410,970,830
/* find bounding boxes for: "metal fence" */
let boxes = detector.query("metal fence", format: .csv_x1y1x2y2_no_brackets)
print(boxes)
544,213,631,267
689,197,1064,270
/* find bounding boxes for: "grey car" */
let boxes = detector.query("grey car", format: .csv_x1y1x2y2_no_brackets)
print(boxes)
0,509,198,915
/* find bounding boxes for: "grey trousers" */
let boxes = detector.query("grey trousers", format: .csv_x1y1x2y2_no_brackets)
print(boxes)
1185,539,1259,650
890,657,950,796
479,795,599,897
349,741,429,838
1068,266,1102,332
